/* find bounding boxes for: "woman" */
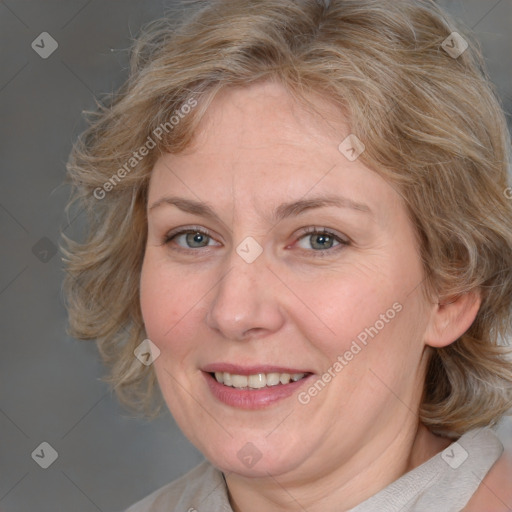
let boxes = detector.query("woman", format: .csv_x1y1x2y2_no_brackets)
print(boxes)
62,0,512,510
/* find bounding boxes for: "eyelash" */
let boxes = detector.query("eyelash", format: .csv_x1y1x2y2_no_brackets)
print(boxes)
162,225,350,257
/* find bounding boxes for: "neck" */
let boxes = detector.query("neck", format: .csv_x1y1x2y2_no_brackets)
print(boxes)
225,422,451,512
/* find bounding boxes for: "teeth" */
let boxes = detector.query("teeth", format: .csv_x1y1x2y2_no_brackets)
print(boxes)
280,373,291,384
231,374,248,388
213,371,307,389
266,373,281,386
248,374,266,389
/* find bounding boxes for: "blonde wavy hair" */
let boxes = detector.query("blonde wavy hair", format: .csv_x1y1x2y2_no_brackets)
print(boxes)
62,0,512,437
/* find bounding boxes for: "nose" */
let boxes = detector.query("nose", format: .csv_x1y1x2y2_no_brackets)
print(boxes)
205,251,285,341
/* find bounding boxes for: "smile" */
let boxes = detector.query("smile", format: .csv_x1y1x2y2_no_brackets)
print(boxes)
213,371,307,389
202,366,314,409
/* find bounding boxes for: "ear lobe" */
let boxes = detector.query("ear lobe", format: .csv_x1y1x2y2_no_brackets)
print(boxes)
424,290,481,348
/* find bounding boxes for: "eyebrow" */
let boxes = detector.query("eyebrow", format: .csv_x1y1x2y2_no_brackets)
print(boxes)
148,194,372,222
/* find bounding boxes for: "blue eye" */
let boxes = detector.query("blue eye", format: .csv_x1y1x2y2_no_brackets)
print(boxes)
178,231,210,248
163,226,349,256
164,227,219,250
295,228,349,254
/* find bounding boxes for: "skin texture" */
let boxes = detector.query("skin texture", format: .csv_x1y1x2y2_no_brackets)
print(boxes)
140,80,488,511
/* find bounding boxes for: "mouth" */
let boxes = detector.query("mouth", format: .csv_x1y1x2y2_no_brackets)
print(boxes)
210,371,309,390
201,364,314,409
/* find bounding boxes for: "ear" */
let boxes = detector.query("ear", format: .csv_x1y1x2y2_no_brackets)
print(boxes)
424,289,481,348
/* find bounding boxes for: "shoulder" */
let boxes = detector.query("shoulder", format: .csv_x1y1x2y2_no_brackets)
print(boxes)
124,460,225,512
463,449,512,512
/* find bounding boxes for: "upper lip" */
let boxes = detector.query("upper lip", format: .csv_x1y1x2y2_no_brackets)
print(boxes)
202,363,313,375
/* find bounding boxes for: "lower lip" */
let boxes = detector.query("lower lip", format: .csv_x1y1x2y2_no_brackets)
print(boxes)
203,372,313,409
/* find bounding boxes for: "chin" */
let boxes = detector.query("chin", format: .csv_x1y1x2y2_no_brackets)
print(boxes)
196,431,313,478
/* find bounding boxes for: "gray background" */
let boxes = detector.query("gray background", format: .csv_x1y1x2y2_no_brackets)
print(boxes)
0,1,511,511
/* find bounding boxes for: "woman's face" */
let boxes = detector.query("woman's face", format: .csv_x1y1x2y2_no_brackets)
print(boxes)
140,81,435,479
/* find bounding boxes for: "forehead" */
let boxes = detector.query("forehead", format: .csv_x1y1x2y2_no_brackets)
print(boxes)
148,81,400,223
190,80,347,155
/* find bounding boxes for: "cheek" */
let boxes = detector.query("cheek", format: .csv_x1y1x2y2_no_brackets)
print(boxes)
140,257,165,339
140,255,193,346
297,261,426,397
297,266,399,357
140,253,216,370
